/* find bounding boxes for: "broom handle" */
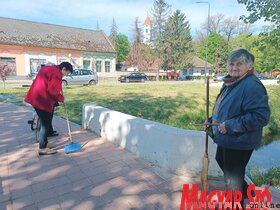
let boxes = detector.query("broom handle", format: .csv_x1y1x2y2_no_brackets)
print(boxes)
64,102,73,143
61,90,73,143
205,76,209,155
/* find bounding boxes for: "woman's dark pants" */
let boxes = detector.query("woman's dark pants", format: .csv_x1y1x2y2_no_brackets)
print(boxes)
215,146,253,208
34,107,52,149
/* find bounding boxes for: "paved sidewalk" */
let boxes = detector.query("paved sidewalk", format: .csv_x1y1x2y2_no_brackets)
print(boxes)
0,103,279,210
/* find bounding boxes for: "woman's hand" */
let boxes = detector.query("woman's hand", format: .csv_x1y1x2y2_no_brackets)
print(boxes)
218,122,227,134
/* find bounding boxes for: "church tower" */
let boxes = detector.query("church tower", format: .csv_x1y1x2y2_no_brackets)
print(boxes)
143,16,151,45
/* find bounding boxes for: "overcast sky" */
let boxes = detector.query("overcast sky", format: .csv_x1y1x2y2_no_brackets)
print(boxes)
0,0,267,41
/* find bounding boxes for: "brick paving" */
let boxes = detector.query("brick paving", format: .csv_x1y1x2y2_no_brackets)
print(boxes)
0,102,279,210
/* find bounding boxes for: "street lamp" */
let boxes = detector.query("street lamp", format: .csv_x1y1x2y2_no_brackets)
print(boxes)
196,1,210,77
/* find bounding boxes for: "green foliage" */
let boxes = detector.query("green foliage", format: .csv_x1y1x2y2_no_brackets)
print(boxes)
198,32,229,73
262,86,280,145
252,27,280,72
229,33,264,72
249,166,280,188
237,0,280,26
236,0,280,72
116,34,129,63
161,10,193,69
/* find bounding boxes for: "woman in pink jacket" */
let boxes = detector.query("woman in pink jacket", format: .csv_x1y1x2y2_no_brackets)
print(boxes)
25,62,73,155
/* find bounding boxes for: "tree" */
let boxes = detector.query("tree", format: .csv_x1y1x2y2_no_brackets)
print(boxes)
116,34,129,63
201,14,252,42
198,32,229,73
201,13,225,34
0,64,13,88
109,18,118,50
125,43,157,71
151,0,171,42
161,10,193,70
196,14,253,71
237,0,280,26
238,0,280,72
125,17,143,70
222,17,243,42
132,17,142,44
253,27,280,72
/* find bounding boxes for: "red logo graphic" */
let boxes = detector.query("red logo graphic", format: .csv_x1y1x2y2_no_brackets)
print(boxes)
180,184,272,210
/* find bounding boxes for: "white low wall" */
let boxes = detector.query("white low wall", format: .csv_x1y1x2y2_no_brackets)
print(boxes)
82,104,222,177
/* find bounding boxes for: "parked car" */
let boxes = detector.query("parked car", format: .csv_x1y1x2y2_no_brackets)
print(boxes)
118,73,147,83
256,73,270,80
167,70,179,80
62,69,98,86
213,73,227,81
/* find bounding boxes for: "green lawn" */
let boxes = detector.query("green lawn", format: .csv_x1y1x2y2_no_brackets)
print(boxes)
1,83,279,145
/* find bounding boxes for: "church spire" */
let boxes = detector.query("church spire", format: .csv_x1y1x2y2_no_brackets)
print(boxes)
143,16,151,45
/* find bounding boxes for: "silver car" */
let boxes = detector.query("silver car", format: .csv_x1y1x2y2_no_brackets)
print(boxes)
62,69,98,86
213,73,227,82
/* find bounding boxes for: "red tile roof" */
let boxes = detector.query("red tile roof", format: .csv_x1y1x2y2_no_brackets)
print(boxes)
192,56,213,68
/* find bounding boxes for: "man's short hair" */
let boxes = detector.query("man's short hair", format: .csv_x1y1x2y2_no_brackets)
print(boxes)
59,62,73,74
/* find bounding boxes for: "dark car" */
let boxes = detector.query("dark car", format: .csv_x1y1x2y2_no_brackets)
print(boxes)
62,69,98,86
118,73,147,83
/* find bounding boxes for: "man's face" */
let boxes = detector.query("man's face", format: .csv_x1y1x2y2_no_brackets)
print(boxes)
228,60,251,77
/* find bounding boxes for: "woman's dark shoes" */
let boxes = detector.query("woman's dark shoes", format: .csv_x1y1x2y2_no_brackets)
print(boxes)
47,130,59,137
38,148,57,155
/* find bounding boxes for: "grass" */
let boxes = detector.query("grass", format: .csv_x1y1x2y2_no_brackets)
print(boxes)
0,83,279,144
249,166,280,190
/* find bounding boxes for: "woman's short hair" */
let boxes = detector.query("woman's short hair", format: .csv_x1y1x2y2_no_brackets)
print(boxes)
59,62,73,74
227,49,254,65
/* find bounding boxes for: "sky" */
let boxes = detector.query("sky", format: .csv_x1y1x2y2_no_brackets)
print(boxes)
0,0,267,41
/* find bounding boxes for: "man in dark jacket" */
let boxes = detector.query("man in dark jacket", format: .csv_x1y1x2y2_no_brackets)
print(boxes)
25,62,73,155
211,49,270,208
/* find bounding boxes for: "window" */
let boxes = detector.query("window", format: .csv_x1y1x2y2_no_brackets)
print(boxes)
58,58,67,63
105,61,110,72
201,69,205,75
189,69,193,75
73,70,79,76
30,58,46,74
82,70,92,75
96,61,102,72
83,60,90,70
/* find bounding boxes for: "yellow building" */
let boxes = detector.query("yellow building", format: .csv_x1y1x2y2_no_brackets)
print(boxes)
0,17,116,78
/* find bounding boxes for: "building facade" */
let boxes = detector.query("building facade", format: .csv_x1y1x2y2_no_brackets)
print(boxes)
0,17,116,78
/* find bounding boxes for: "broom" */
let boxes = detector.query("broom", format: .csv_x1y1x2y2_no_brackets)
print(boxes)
201,76,210,191
62,91,81,153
